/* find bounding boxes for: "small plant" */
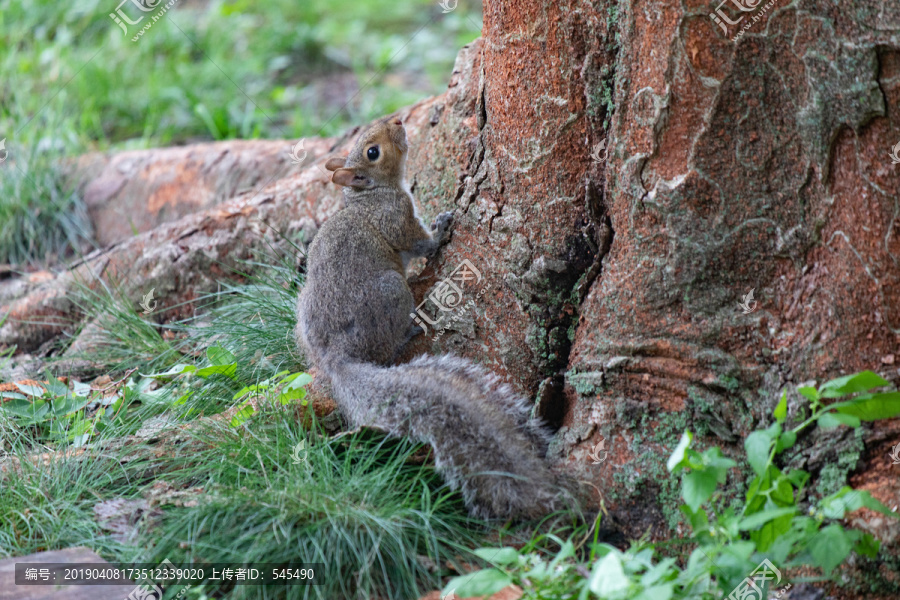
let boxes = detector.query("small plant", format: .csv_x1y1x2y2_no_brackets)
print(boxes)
0,374,130,446
442,371,900,599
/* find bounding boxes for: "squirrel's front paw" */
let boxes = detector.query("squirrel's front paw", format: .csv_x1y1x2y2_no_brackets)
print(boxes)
431,211,454,243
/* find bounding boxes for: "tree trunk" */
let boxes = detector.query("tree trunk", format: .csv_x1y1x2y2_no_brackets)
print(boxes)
2,0,899,592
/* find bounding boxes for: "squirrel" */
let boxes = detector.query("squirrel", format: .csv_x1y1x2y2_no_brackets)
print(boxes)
295,116,573,520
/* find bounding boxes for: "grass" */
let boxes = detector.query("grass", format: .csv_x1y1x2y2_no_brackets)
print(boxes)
0,0,482,265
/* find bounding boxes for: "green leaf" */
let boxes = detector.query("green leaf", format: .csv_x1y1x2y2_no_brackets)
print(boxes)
2,398,49,421
196,363,237,380
473,547,520,567
798,386,819,402
773,391,787,422
679,505,709,534
835,392,900,421
785,469,810,489
682,469,719,513
744,430,774,477
13,383,46,398
809,524,853,573
737,507,798,531
230,402,256,427
775,430,797,452
444,569,512,598
42,376,68,397
640,558,675,588
282,372,313,388
635,584,673,600
854,532,880,558
667,431,693,472
818,411,861,429
820,370,889,398
140,364,196,378
0,391,26,400
207,345,237,366
589,552,630,596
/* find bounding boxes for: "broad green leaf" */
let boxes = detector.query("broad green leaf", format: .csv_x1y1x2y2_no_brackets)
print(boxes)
641,558,676,587
682,469,718,513
667,431,693,472
773,392,787,422
13,383,46,398
207,345,237,366
820,370,889,398
835,392,900,421
737,506,797,531
679,505,709,533
42,376,68,397
635,584,673,600
854,532,880,558
444,569,512,598
785,469,810,489
744,430,774,476
589,552,630,596
2,398,49,421
230,403,256,427
809,524,852,573
775,430,796,452
818,411,860,429
196,363,237,380
282,372,313,388
0,391,26,400
797,386,819,402
473,547,520,567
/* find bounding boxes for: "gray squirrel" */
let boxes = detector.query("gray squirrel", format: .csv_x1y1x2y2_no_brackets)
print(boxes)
295,116,572,520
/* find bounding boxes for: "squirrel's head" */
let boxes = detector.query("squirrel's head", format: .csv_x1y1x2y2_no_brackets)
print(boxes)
325,116,408,190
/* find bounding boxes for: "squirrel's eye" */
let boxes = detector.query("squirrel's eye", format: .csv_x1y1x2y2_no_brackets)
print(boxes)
366,146,380,161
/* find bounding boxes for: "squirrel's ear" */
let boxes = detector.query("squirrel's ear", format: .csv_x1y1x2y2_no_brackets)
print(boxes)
332,168,374,189
325,157,346,171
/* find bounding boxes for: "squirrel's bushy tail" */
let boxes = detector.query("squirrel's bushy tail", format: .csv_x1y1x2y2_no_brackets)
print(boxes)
324,354,572,520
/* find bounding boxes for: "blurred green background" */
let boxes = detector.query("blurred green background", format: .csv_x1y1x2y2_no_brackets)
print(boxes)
0,0,482,264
